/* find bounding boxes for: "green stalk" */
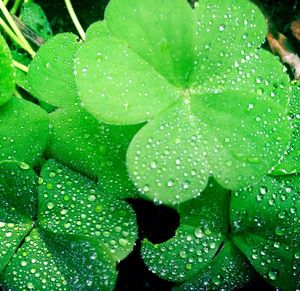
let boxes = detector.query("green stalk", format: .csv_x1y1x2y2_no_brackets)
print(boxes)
64,0,85,41
10,0,22,14
0,0,36,57
13,59,29,73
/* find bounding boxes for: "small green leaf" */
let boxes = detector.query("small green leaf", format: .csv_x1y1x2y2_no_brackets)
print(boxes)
86,21,112,41
20,2,53,41
231,175,300,290
0,97,49,165
38,160,138,261
105,0,197,87
75,37,180,124
28,33,81,107
174,242,254,291
2,228,117,290
0,161,35,273
142,182,230,282
0,35,15,106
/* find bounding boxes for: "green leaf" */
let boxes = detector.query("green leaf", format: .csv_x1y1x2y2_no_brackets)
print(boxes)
86,21,112,41
38,159,138,261
142,181,230,281
0,97,49,165
174,242,254,291
20,2,53,41
231,175,300,290
77,0,291,204
47,105,140,198
127,91,291,204
0,161,35,273
272,122,300,175
105,0,197,87
0,34,15,106
75,37,180,125
28,33,81,107
2,228,117,290
188,0,266,86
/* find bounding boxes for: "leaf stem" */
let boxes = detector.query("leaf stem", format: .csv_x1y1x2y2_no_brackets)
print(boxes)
0,0,36,57
64,0,85,41
10,0,22,14
13,59,28,73
3,0,9,5
0,17,35,57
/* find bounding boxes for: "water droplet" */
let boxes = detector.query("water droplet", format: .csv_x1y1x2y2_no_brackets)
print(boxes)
268,269,279,281
219,24,225,32
47,202,54,210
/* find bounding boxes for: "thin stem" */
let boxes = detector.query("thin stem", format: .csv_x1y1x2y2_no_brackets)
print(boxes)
3,0,9,5
13,60,28,73
64,0,85,41
0,17,35,57
0,0,36,56
10,0,22,14
14,89,23,99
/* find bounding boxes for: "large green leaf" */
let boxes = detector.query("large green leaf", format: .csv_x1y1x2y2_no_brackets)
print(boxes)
77,0,291,204
231,175,300,290
0,161,35,273
0,35,15,106
0,97,49,165
38,160,138,261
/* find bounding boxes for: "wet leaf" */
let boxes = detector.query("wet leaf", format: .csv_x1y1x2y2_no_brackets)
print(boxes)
1,160,138,289
231,175,300,290
0,97,49,165
86,21,112,41
0,161,36,273
20,2,53,41
141,181,254,289
76,0,292,204
38,159,138,261
0,35,15,106
28,34,140,196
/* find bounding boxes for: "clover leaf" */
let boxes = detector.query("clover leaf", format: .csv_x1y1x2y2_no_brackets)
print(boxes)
141,175,299,290
0,159,138,290
231,175,300,290
0,97,49,165
28,33,141,198
273,84,300,175
0,34,15,106
0,161,36,273
75,0,292,204
141,181,255,289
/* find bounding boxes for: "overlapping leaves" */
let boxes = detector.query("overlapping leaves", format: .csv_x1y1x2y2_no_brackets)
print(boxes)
142,176,300,290
75,0,292,204
0,159,137,290
28,33,141,198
